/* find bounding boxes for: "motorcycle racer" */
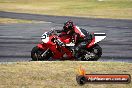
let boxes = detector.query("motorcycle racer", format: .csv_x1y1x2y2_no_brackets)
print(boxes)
57,20,92,53
31,20,106,61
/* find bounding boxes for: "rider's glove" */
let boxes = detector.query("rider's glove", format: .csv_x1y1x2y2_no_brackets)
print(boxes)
55,30,62,33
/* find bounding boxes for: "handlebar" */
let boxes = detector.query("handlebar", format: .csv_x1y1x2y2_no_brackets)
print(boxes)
42,28,65,46
47,29,61,36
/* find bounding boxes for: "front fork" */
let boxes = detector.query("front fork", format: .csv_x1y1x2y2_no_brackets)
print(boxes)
41,48,49,57
37,43,49,57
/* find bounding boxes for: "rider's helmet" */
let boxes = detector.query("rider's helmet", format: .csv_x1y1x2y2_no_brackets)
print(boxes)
63,20,74,32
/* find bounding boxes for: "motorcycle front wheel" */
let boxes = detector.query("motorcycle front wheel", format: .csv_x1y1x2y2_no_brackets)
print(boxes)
31,46,52,61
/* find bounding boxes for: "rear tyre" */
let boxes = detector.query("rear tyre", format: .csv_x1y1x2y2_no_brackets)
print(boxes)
77,44,102,61
90,44,102,61
31,46,52,61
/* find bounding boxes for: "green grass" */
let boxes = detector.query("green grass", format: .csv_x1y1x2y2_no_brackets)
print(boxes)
0,17,44,24
0,61,131,88
0,0,132,19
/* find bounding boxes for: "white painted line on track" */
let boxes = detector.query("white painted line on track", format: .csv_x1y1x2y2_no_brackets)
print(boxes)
123,27,129,29
0,36,24,38
106,26,116,28
87,24,130,29
35,21,52,23
90,25,98,27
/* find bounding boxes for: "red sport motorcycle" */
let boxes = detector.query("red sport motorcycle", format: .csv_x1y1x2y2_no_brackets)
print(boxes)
31,29,106,61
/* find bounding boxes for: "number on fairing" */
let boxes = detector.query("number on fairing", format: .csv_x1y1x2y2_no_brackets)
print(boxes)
41,32,49,43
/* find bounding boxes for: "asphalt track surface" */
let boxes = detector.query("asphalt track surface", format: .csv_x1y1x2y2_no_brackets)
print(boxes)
0,11,132,62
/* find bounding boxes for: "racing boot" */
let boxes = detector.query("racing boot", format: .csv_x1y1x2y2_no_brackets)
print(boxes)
74,42,87,60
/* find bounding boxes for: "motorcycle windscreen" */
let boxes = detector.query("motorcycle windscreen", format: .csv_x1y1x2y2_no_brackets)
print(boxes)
94,33,106,43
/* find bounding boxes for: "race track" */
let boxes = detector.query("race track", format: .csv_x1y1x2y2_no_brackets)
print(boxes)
0,11,132,62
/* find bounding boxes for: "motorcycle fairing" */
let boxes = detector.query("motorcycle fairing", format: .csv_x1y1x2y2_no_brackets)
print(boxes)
49,45,63,59
49,45,73,59
86,37,95,48
37,43,46,50
59,35,71,44
86,33,106,48
94,33,106,43
41,32,49,43
37,42,73,60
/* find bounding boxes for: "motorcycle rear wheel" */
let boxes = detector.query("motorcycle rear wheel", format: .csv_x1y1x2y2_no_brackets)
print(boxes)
77,44,102,61
31,46,52,61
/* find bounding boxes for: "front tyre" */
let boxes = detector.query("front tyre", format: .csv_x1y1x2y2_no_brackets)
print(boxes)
31,46,52,61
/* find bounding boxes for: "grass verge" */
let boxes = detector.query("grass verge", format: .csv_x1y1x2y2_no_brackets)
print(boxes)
0,17,44,24
0,61,131,88
0,0,132,19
